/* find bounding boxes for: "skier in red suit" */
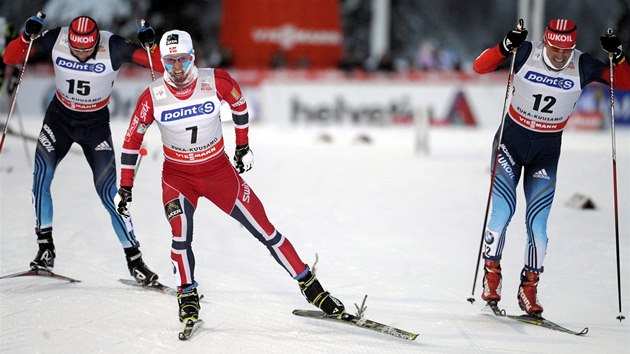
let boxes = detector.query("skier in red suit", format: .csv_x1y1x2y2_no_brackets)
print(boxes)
117,30,345,324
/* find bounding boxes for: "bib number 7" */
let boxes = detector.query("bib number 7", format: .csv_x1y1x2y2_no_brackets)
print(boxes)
185,126,198,144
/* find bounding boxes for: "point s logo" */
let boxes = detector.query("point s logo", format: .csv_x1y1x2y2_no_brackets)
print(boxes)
524,71,574,90
55,57,105,73
160,101,215,122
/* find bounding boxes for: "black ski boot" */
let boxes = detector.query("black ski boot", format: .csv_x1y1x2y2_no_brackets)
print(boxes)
30,228,55,270
298,271,345,317
125,247,158,285
178,283,201,323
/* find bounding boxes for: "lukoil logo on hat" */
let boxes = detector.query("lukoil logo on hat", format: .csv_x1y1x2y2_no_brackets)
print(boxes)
68,16,99,50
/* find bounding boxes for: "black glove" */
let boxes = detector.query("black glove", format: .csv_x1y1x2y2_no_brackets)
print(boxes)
500,28,528,56
23,15,45,40
137,22,156,47
116,186,133,217
600,33,624,64
233,144,254,174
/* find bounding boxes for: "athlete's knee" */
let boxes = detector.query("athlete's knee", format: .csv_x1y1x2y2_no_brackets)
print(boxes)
171,235,192,250
261,230,283,247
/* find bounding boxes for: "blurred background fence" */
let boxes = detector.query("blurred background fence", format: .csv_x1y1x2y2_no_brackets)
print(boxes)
2,0,629,129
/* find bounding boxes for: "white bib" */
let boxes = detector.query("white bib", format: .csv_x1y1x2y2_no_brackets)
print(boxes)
509,42,583,132
150,69,224,164
51,29,118,112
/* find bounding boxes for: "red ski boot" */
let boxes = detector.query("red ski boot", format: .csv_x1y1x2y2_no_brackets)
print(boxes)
481,259,502,303
517,269,543,315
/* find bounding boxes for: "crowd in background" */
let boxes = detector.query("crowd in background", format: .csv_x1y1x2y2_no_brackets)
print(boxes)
2,0,630,74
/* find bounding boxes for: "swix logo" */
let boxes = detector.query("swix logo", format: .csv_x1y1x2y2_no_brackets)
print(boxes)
524,71,574,90
242,182,251,203
161,101,215,122
55,57,105,73
139,101,150,120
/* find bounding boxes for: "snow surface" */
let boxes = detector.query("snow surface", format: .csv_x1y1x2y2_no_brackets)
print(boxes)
1,117,629,353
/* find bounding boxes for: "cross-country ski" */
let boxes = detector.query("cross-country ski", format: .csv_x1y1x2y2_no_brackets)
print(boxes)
0,268,81,283
483,302,589,336
292,309,419,341
118,278,178,296
1,4,628,351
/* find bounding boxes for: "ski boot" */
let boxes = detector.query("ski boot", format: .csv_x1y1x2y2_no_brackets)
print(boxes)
517,268,544,316
298,271,345,317
30,229,55,270
481,259,502,304
178,283,201,323
125,247,158,285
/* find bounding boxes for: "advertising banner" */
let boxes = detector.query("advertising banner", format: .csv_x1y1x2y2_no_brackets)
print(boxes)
220,0,343,68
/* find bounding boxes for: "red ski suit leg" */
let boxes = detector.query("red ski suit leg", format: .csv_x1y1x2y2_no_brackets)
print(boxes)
162,154,307,288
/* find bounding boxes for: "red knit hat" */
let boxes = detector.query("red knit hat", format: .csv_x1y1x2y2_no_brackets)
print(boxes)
543,19,577,49
68,16,99,50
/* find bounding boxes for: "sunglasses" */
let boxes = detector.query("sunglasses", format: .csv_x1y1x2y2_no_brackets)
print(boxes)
163,53,193,71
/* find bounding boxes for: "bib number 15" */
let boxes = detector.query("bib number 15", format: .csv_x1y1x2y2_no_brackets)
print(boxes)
66,79,91,96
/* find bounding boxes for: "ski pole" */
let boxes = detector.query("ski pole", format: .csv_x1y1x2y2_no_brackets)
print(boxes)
605,28,625,322
14,102,32,168
467,19,524,304
0,12,46,156
134,147,148,179
140,19,156,81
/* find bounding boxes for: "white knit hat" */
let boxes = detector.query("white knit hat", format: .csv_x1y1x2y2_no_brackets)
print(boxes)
160,30,194,56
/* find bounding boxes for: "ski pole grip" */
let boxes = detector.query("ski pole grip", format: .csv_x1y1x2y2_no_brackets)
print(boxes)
30,12,47,40
607,28,613,36
517,18,524,31
140,19,147,27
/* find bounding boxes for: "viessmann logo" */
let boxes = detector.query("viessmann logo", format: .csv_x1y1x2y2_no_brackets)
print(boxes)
524,71,574,90
252,24,342,50
161,101,215,121
55,57,105,73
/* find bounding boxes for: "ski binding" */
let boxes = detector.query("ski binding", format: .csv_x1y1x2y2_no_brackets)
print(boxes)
179,319,203,340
